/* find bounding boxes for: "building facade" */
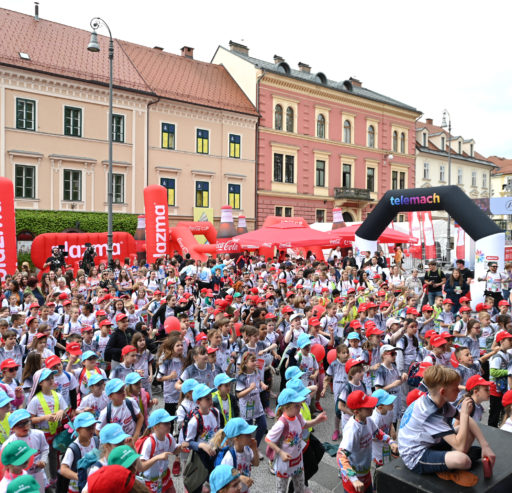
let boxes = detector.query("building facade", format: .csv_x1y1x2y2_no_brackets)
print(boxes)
0,8,257,230
213,42,421,227
415,118,495,220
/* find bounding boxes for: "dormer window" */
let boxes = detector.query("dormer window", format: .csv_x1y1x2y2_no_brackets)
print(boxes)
422,133,427,147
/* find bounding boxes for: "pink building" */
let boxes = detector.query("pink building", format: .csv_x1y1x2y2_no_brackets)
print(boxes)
213,43,421,226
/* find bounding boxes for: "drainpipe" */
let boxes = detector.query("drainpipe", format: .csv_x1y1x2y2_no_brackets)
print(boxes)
255,70,265,229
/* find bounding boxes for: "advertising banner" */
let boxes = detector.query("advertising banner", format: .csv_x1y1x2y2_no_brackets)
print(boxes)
144,185,169,261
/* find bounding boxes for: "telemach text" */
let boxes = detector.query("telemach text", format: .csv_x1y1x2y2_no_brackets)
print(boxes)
389,193,440,206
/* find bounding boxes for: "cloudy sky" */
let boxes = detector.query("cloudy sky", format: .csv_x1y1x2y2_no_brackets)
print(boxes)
3,0,511,157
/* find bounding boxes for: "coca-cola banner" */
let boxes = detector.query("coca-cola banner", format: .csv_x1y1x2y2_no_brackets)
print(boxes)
31,232,136,270
0,178,17,277
144,185,169,262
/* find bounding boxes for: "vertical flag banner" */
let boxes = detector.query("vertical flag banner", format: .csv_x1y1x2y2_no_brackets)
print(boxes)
0,178,17,277
421,211,436,260
408,211,422,259
143,185,169,262
455,223,466,261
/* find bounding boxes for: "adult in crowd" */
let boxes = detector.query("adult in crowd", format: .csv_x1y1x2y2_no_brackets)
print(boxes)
423,260,446,306
444,268,470,313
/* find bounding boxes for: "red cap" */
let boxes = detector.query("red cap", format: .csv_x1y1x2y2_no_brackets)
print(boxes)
87,465,135,493
66,342,82,356
377,290,386,297
96,310,107,317
195,333,208,342
459,296,470,303
459,306,471,313
0,358,18,370
264,313,277,320
29,302,39,310
334,296,345,304
466,375,491,391
406,307,419,316
422,304,434,312
178,298,187,304
476,303,491,313
380,302,390,308
265,292,274,299
496,331,512,343
62,300,72,306
345,358,364,373
121,345,136,356
424,329,436,340
357,304,367,313
200,288,208,294
207,346,218,354
406,389,425,407
366,326,384,336
81,326,93,333
115,313,127,322
366,302,378,309
286,291,295,298
35,332,47,339
225,295,233,302
282,306,294,314
47,302,56,307
58,293,68,300
349,320,362,329
309,317,321,327
443,298,454,305
416,361,433,378
45,355,62,369
99,319,113,327
502,390,512,407
430,334,448,347
440,331,454,339
357,286,365,292
347,287,356,294
250,287,259,294
346,390,378,410
25,317,36,326
499,300,510,307
154,290,163,296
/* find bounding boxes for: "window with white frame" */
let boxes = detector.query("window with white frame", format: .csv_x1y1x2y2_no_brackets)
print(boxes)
457,168,463,185
15,165,35,199
112,114,125,143
63,169,82,201
423,162,430,179
16,98,36,131
440,164,446,182
64,107,82,137
483,173,487,189
112,173,124,203
471,171,477,187
315,160,325,187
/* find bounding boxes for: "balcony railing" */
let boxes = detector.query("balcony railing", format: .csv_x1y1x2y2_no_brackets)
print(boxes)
334,187,372,201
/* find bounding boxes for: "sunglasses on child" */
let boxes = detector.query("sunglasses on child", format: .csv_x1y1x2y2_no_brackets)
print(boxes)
5,367,19,372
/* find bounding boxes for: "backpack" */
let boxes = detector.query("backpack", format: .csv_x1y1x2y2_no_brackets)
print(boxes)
407,361,423,388
265,415,289,460
106,399,137,424
493,353,509,394
135,433,173,455
214,446,237,468
182,407,219,441
69,436,100,492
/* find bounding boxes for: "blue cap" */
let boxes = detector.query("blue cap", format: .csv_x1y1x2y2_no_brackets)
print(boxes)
148,408,177,428
0,390,13,408
297,333,313,349
88,373,106,387
81,351,99,362
223,417,257,438
8,409,31,428
277,388,306,408
285,378,311,399
192,383,215,403
105,378,125,396
209,464,240,493
182,378,199,395
73,411,99,429
214,373,235,388
372,389,397,406
347,332,361,340
125,372,142,385
285,366,304,381
39,368,56,382
99,423,130,444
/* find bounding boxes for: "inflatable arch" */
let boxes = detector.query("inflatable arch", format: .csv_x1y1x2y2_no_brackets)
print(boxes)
354,186,505,304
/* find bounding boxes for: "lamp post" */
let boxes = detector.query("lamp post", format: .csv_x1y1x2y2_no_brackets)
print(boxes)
88,17,114,268
441,109,452,264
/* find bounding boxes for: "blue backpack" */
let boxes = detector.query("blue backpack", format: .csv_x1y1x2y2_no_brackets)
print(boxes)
214,446,237,468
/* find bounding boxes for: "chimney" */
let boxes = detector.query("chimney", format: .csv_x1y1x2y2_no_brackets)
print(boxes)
298,62,311,73
229,40,249,56
181,46,194,59
34,2,39,21
153,46,164,51
349,77,362,87
274,55,284,64
426,118,433,125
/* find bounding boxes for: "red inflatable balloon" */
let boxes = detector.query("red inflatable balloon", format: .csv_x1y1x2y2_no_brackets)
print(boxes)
327,348,337,365
311,343,325,363
164,316,181,334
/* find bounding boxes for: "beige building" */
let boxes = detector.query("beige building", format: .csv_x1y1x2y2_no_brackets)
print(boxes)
416,118,495,220
0,8,258,228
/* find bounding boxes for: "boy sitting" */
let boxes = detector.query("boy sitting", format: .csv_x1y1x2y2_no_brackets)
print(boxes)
398,365,495,484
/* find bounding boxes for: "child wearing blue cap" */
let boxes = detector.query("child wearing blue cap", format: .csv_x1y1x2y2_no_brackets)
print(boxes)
139,409,181,493
295,333,319,391
3,409,49,491
125,372,159,432
371,389,397,467
76,373,108,419
176,378,198,443
60,412,100,493
210,417,259,492
209,464,241,493
212,373,239,428
0,389,13,445
68,351,105,399
89,423,131,475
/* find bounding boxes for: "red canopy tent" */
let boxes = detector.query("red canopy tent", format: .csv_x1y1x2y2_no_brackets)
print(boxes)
327,224,418,244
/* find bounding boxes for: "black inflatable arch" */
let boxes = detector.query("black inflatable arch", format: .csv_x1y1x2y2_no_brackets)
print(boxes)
356,186,502,242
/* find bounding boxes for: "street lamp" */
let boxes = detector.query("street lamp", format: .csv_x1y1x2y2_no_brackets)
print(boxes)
441,109,452,264
88,17,114,268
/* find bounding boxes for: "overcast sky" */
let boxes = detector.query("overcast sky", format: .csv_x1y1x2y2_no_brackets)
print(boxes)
3,0,511,158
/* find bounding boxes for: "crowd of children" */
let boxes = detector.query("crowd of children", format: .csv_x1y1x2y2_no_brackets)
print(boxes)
0,253,510,492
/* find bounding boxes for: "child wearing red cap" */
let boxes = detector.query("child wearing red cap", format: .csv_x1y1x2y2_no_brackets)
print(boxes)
110,345,138,381
488,331,512,427
337,390,397,493
338,359,369,429
501,390,512,433
454,375,490,423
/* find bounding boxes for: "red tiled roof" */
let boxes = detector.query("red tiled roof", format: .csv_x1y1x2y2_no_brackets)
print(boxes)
119,41,258,116
0,8,257,116
488,156,512,174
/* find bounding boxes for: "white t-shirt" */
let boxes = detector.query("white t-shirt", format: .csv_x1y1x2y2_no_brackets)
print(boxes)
54,371,78,407
62,438,98,493
96,397,140,435
2,429,49,476
27,391,69,432
0,471,27,493
140,433,177,481
78,392,109,419
371,409,393,464
185,410,219,443
221,446,254,493
501,418,512,433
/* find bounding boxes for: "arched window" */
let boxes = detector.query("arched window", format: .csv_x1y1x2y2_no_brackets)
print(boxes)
317,114,325,138
274,104,283,130
368,125,375,148
392,131,398,152
400,132,406,153
286,107,294,132
343,120,351,143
